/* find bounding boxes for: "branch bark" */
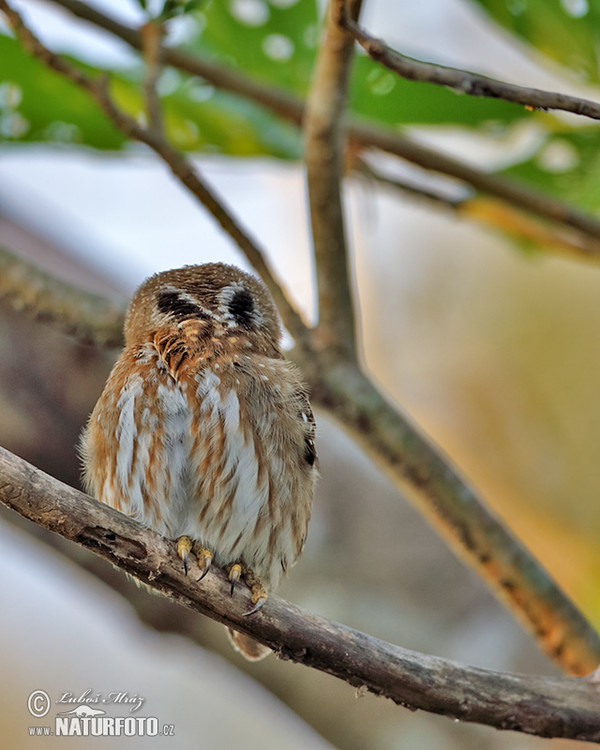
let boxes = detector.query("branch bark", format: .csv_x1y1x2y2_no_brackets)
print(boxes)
1,446,600,741
0,246,124,347
343,15,600,120
140,19,165,136
311,360,600,676
304,0,362,359
350,124,600,244
43,0,600,255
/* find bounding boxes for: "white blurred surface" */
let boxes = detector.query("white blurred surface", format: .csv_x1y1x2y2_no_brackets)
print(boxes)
0,520,334,749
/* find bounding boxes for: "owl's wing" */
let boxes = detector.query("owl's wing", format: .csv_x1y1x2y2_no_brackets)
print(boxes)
297,390,317,469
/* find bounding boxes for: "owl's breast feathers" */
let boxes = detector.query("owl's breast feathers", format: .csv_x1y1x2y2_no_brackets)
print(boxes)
82,324,316,588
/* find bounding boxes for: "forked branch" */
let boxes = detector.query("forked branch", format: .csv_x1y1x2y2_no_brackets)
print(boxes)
3,0,600,679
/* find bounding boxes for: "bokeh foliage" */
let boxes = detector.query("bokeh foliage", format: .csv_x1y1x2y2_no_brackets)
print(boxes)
1,0,599,210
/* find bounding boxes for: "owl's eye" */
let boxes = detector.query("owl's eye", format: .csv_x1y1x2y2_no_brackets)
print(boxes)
157,290,205,319
228,289,255,328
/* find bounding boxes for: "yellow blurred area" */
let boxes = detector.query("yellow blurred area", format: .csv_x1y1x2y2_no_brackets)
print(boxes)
357,192,600,630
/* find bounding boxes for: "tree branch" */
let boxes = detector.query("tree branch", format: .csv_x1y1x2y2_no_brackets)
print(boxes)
1,446,600,741
0,0,308,348
349,124,600,245
140,19,165,136
43,0,600,257
304,0,362,359
311,359,600,677
355,158,464,210
342,15,600,120
0,246,124,347
7,0,600,678
46,0,308,126
359,162,600,258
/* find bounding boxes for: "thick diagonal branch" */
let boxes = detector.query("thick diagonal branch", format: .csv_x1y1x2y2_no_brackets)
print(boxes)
357,162,600,258
311,360,600,676
304,0,362,359
0,247,124,346
1,446,600,741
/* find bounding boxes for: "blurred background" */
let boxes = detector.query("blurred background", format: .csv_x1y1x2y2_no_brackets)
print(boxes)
1,0,600,748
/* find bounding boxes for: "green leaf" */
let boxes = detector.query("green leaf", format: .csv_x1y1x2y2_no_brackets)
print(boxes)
0,35,125,149
470,0,600,83
500,129,600,211
161,79,303,157
187,0,319,97
187,0,530,128
0,32,301,158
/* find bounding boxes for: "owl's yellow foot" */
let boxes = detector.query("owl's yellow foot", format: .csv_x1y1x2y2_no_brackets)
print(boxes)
193,542,212,581
243,569,267,616
227,564,267,615
176,536,212,579
176,535,193,574
228,563,242,595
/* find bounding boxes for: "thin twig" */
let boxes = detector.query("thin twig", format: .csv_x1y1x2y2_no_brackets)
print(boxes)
351,126,600,244
359,161,600,258
355,158,465,210
1,446,600,741
0,0,308,347
304,0,362,358
343,14,600,120
0,247,124,347
43,0,600,256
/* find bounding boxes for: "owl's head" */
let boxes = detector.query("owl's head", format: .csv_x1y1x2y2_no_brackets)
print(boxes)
124,263,282,354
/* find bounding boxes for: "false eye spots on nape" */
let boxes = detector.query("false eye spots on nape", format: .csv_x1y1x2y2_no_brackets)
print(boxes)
157,289,208,320
217,283,262,329
228,289,255,328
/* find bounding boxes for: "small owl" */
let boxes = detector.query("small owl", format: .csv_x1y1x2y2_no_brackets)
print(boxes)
81,263,317,660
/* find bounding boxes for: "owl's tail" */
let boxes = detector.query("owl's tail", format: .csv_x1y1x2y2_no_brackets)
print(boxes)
226,628,271,661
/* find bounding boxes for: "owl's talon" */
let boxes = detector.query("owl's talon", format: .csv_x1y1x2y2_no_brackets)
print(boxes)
176,535,193,575
243,596,267,617
197,558,211,581
243,569,267,615
229,563,242,596
193,543,212,581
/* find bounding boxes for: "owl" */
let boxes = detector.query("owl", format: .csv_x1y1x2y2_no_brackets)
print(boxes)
81,263,317,660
